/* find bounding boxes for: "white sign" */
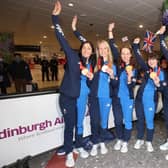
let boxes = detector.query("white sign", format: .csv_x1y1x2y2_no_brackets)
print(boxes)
0,94,64,167
0,87,162,167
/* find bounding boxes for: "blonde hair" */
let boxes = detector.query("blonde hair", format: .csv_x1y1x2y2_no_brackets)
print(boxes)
95,40,113,71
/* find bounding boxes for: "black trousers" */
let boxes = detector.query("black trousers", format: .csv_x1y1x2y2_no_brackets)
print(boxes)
112,97,124,140
59,94,77,154
88,96,101,144
163,89,168,137
0,86,7,94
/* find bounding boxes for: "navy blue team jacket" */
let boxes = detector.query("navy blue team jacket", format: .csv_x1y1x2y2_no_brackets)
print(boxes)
52,15,80,98
159,34,168,97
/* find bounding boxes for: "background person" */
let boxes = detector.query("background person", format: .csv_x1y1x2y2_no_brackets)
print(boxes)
9,53,32,93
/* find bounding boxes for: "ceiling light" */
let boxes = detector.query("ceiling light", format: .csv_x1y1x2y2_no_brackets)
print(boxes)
50,25,55,29
43,35,47,39
68,3,74,7
139,24,143,28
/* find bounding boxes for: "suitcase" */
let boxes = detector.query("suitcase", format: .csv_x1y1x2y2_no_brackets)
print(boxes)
26,82,38,92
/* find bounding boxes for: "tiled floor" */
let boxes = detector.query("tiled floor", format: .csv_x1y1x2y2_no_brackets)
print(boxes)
29,149,55,168
27,114,168,168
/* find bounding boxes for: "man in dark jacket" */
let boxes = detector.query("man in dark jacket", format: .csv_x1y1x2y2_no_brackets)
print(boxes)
40,56,50,81
50,54,59,81
10,53,32,93
0,55,11,94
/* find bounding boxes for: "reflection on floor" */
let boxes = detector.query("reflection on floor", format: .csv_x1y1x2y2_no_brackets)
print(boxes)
6,64,64,94
27,115,168,168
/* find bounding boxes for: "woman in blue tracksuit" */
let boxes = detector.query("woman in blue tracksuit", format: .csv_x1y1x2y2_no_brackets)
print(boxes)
88,39,117,156
157,26,168,160
72,16,116,156
52,2,95,167
132,37,165,153
75,40,96,158
108,23,137,153
71,15,97,157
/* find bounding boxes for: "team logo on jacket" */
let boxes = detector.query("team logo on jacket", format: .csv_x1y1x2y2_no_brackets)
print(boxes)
129,105,133,109
132,78,136,82
113,43,118,48
55,24,64,36
79,36,87,42
78,62,81,67
163,82,167,86
149,107,153,111
106,103,111,107
63,108,67,115
137,49,141,56
161,40,168,49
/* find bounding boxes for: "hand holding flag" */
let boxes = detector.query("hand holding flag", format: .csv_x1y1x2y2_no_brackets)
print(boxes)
142,30,157,53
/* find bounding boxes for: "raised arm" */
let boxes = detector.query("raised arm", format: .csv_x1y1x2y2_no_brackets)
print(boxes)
132,38,149,71
158,26,168,60
108,22,120,61
72,15,87,43
52,1,75,58
108,23,115,39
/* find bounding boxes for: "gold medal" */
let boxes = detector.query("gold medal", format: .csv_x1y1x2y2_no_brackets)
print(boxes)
125,65,133,73
150,72,157,79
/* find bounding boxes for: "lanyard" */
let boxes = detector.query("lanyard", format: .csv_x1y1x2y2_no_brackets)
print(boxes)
80,62,93,73
97,56,110,70
149,66,160,76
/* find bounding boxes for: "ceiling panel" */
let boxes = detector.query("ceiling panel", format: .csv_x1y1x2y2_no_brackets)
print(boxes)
0,0,165,52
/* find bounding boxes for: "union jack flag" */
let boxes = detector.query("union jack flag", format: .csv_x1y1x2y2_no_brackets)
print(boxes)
142,30,157,53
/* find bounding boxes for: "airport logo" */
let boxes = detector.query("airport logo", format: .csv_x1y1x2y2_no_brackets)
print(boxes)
0,117,64,139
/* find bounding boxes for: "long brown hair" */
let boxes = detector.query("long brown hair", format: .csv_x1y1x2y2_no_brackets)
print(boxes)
118,44,136,69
